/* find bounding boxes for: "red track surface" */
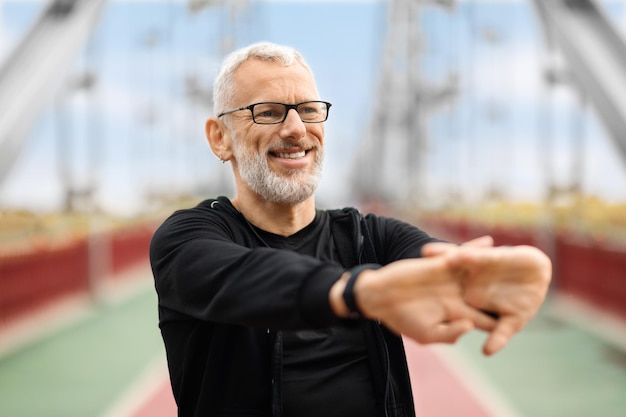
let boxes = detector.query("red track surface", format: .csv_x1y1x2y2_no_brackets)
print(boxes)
126,340,497,417
405,339,495,417
129,380,177,417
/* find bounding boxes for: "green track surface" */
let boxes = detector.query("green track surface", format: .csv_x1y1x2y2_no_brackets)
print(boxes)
0,283,165,417
2,285,626,417
457,304,626,417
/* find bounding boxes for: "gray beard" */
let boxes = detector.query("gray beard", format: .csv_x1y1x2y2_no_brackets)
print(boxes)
233,139,324,205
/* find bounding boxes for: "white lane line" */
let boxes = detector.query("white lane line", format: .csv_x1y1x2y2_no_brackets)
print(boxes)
430,344,524,417
99,355,171,417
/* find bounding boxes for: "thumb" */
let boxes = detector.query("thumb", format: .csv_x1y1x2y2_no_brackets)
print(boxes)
462,235,494,247
424,319,475,344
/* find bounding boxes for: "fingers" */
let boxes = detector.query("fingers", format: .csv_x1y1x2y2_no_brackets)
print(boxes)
448,244,552,279
421,235,494,257
482,316,521,355
375,245,551,355
467,308,498,332
442,245,550,356
462,235,494,248
424,303,497,344
419,318,475,344
421,242,457,257
397,302,497,346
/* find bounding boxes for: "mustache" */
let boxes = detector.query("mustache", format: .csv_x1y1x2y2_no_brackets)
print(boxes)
266,140,317,152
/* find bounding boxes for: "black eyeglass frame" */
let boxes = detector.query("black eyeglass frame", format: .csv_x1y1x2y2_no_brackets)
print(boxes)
217,100,332,124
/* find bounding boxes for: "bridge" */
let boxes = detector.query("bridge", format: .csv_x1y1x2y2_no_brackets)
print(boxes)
1,1,626,416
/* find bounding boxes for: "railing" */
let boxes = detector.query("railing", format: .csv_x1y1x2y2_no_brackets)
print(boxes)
3,215,625,328
0,222,156,325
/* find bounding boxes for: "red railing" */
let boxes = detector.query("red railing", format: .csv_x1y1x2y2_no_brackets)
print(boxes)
2,216,625,327
0,223,157,325
555,235,626,319
0,239,89,323
109,224,155,275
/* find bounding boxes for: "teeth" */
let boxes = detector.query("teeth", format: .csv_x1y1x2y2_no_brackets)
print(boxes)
276,151,306,159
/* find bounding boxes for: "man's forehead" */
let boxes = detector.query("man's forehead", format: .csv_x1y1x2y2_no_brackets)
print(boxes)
232,58,318,99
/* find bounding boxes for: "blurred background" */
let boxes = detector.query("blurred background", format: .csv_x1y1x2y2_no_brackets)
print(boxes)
1,0,626,416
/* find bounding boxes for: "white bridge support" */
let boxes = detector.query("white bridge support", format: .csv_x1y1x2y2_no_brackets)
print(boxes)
532,0,626,165
352,0,456,205
0,0,107,184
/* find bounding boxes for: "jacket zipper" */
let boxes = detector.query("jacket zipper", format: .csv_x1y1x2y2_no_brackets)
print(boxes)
271,329,283,417
373,322,395,417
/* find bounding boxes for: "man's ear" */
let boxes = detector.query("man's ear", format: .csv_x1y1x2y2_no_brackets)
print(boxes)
205,117,233,162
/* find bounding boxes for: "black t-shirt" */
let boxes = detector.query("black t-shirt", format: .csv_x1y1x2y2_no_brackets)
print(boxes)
252,211,379,417
151,197,438,417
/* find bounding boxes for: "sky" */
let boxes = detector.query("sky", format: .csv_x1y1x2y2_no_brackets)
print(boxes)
1,0,626,215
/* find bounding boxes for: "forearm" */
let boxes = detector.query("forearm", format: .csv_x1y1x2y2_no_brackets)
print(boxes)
154,240,346,329
329,258,498,345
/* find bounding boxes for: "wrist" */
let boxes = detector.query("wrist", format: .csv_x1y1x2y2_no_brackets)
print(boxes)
329,265,381,319
329,272,351,318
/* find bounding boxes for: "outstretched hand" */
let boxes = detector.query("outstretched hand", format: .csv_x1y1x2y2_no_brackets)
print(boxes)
450,245,551,355
426,242,552,355
331,237,551,356
352,257,498,345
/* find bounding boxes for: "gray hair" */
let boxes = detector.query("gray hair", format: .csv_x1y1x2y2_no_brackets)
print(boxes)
212,42,316,117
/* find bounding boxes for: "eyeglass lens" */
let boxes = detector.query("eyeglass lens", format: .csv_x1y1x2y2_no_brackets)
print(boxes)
252,102,328,124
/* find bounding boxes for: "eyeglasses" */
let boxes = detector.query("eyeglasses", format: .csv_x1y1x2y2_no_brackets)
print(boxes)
217,101,332,124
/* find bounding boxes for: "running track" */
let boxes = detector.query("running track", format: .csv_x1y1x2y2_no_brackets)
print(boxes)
2,268,625,417
123,339,508,417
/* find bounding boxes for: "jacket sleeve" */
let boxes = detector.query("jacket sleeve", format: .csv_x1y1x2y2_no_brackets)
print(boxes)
149,205,346,330
365,214,443,263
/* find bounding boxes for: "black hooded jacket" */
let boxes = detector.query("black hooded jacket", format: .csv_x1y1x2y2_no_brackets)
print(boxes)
149,196,438,417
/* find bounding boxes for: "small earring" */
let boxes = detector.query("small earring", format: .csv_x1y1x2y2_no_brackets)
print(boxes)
218,154,225,163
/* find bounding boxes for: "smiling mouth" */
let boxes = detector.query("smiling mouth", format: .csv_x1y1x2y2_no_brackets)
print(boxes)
270,149,311,159
268,139,317,160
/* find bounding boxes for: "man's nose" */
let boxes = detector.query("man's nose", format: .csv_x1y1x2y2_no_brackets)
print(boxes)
280,109,307,139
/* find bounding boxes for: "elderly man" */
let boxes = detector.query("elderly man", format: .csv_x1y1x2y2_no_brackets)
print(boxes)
150,41,551,417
